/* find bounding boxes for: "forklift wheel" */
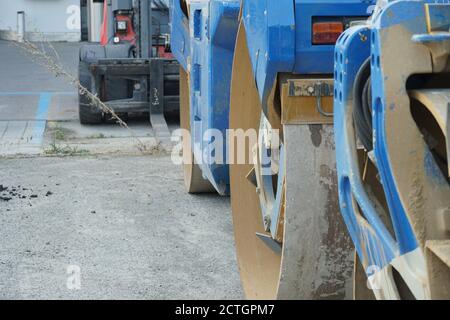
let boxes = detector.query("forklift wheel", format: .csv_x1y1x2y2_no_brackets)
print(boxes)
78,61,103,125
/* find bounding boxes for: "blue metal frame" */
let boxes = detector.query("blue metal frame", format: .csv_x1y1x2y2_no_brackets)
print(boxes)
169,0,190,71
170,0,240,195
333,0,450,273
334,25,398,268
241,0,296,109
189,0,240,195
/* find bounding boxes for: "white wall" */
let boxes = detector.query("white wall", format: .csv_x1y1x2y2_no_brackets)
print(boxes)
0,0,81,42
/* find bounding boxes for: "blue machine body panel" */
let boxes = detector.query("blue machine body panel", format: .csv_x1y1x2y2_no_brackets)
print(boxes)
170,0,240,195
293,0,375,73
170,0,374,195
189,0,240,195
169,0,190,71
333,0,449,273
242,0,375,107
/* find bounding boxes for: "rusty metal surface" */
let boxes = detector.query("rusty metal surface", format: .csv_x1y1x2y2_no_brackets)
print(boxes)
179,67,214,193
281,81,334,125
230,21,353,299
278,124,353,299
287,79,334,98
376,23,450,298
409,89,450,177
426,240,450,299
229,22,281,299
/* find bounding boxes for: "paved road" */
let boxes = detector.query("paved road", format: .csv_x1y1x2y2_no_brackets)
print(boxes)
0,40,243,299
0,156,242,299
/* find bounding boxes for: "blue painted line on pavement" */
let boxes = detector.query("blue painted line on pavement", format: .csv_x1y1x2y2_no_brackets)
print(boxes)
32,92,52,145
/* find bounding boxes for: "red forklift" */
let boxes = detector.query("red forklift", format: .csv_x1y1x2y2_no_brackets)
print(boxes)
79,0,178,139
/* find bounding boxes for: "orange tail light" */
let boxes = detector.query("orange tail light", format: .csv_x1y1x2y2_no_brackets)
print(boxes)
312,22,344,44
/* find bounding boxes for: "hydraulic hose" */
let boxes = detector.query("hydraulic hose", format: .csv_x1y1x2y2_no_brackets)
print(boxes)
353,58,373,151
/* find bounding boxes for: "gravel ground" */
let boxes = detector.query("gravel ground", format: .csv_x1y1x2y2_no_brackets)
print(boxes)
0,155,243,299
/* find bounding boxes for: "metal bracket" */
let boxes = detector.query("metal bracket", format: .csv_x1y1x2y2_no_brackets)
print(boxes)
288,79,334,97
288,79,334,117
315,82,334,117
256,233,282,255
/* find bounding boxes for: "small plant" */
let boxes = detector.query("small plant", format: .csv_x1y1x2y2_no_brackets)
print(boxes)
141,142,169,156
44,142,89,156
87,133,106,139
53,126,67,141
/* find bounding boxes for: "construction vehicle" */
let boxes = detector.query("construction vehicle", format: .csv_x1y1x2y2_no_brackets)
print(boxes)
171,0,372,299
78,0,179,139
170,0,450,300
